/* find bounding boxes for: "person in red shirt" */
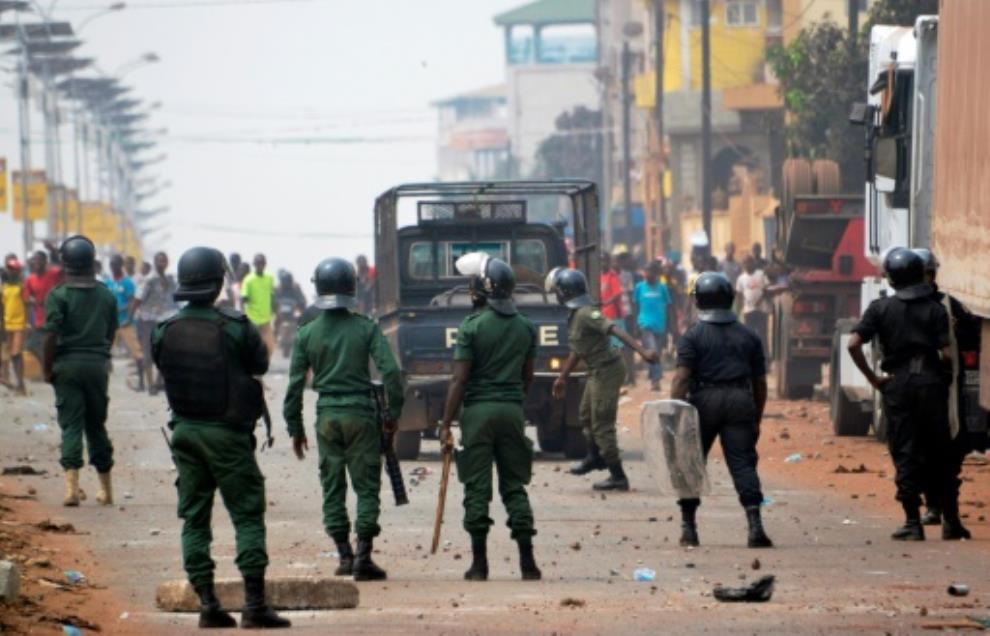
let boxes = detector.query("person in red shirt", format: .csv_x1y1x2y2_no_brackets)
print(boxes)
599,252,624,321
22,248,62,328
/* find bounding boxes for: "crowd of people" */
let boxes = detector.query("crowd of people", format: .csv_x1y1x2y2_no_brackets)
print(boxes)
597,240,777,391
0,243,378,397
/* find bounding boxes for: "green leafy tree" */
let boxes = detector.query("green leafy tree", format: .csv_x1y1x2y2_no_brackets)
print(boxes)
534,106,603,186
766,0,938,190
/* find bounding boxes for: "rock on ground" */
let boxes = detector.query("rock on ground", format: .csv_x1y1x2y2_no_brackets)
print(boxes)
0,560,21,603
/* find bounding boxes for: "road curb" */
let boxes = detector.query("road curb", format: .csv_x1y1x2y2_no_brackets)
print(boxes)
155,577,359,612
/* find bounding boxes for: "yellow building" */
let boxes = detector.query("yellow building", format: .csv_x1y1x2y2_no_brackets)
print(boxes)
630,0,859,260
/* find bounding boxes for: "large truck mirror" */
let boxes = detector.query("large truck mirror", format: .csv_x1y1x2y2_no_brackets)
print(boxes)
848,102,873,126
873,137,898,193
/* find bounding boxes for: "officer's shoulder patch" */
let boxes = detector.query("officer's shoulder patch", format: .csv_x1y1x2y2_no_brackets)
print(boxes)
217,306,248,322
590,309,603,320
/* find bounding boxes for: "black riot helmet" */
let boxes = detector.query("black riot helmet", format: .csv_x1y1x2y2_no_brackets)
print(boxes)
912,248,939,282
312,257,357,310
175,247,226,303
59,235,96,276
883,247,925,290
693,272,736,324
455,252,517,315
544,267,592,309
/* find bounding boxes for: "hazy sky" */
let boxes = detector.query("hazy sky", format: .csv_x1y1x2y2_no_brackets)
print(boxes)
0,0,521,287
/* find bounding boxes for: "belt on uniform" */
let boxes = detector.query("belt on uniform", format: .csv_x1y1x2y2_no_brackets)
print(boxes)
693,378,752,392
318,390,369,399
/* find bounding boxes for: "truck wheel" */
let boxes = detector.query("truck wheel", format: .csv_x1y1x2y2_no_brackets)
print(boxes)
563,428,588,460
873,411,889,443
536,424,564,454
394,430,421,461
831,387,870,436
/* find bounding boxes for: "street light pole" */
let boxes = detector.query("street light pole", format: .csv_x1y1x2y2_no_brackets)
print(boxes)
15,20,34,255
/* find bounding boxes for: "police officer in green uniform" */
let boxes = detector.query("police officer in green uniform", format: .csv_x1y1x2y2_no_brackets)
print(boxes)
283,257,403,582
152,247,289,629
546,268,659,491
41,235,118,508
440,253,540,582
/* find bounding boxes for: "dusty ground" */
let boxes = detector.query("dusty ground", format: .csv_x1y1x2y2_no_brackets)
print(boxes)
2,358,990,634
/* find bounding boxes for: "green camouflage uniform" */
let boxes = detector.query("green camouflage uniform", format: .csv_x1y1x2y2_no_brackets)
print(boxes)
568,305,625,464
453,306,538,540
151,305,270,587
282,309,403,543
43,284,118,473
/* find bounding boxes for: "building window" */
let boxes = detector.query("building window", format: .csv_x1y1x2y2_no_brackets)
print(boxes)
690,0,704,27
537,23,597,64
507,24,534,64
726,0,759,27
766,0,782,33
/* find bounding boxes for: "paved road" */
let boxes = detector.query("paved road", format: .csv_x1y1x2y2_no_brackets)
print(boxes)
3,362,988,634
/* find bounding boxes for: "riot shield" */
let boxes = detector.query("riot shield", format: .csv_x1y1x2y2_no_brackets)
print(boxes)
641,400,710,499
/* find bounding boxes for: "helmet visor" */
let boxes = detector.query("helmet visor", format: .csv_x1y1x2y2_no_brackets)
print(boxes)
314,293,357,310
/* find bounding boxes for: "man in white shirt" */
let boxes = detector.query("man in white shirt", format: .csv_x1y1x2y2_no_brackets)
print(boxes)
735,256,770,356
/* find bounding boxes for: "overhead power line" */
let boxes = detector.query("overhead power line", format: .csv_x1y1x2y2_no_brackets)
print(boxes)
60,0,329,10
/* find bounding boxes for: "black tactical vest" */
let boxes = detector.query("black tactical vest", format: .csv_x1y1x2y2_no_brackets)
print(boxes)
157,312,263,429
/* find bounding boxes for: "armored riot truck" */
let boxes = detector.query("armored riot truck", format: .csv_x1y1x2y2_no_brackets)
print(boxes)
374,180,601,460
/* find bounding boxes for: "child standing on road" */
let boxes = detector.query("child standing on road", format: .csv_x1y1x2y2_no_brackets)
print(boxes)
1,257,28,394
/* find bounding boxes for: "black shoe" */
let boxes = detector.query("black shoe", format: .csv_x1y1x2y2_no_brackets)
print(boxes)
517,540,541,581
678,499,700,547
569,455,607,475
353,538,387,581
921,507,942,526
194,583,237,629
335,540,354,576
593,462,629,491
240,575,291,629
891,521,925,541
745,506,773,548
569,441,606,475
942,517,972,541
464,536,489,581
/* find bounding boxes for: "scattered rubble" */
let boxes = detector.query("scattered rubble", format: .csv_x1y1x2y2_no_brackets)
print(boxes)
713,575,775,603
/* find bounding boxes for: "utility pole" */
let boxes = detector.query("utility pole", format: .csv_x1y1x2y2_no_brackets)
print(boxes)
621,40,632,252
652,0,666,254
848,0,860,49
15,21,33,256
700,0,712,249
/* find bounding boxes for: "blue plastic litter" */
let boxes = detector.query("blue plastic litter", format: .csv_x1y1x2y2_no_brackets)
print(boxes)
633,567,656,582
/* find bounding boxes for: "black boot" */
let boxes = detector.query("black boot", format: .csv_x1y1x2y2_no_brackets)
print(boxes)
194,583,237,629
593,462,630,491
517,539,541,581
891,501,925,541
352,537,387,581
921,506,942,526
240,575,290,629
941,500,971,541
569,441,606,475
335,540,354,576
678,499,700,547
464,536,489,581
745,506,773,548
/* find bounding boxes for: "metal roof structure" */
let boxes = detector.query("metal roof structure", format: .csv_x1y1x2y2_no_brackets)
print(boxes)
493,0,595,26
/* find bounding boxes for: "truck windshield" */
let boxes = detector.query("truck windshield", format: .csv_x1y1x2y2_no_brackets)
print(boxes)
409,238,549,284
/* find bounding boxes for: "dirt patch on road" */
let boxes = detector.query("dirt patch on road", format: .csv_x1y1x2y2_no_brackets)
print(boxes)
0,482,163,635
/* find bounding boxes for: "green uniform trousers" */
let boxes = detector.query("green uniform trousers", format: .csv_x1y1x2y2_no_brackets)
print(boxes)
170,424,269,587
53,359,113,473
315,408,382,542
456,402,536,540
579,356,626,464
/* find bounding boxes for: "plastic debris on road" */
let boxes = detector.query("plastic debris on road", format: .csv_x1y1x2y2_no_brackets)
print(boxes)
633,567,656,582
32,423,49,432
62,625,82,636
64,570,86,585
761,497,774,507
948,583,970,597
713,575,775,602
784,453,802,463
